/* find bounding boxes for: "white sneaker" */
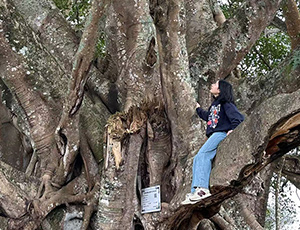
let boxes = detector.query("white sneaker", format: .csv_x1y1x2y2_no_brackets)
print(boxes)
188,187,211,204
181,192,193,205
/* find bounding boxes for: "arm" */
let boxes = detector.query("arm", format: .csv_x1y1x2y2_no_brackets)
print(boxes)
196,103,209,121
224,103,244,130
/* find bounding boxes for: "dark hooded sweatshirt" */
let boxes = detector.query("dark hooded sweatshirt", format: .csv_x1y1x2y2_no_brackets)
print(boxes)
196,99,244,137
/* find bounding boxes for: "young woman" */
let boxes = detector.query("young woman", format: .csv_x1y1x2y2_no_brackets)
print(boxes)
182,79,244,205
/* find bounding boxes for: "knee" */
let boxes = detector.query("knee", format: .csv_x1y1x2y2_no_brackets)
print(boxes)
194,151,205,162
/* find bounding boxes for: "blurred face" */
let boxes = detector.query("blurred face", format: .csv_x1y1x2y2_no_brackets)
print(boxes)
210,80,220,96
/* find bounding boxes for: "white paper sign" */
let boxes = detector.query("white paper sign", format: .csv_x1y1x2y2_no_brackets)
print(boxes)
141,185,161,214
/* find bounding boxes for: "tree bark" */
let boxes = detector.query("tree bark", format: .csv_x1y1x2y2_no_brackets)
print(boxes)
97,128,146,229
52,0,108,187
283,0,300,50
235,194,264,230
0,25,58,179
276,155,300,190
0,1,107,229
185,0,218,53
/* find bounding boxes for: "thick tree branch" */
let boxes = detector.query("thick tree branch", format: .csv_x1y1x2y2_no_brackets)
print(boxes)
0,89,32,172
97,129,146,230
10,0,79,73
10,0,116,115
0,169,27,219
275,155,300,189
150,0,199,190
210,214,237,230
190,0,283,80
235,195,264,230
54,0,108,185
0,161,39,218
104,0,161,111
0,24,59,177
185,0,218,53
283,0,300,50
60,0,108,119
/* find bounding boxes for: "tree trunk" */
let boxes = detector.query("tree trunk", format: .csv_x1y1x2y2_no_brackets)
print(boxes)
283,0,300,50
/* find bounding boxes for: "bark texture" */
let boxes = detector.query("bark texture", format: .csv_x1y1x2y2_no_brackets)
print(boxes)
283,0,300,50
277,155,300,190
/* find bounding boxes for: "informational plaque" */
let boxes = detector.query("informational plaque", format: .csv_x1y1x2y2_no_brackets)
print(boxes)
141,185,161,214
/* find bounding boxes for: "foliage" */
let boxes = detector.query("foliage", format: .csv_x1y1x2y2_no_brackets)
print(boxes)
265,176,298,230
218,0,245,19
95,31,106,58
240,30,290,78
219,1,291,78
67,0,91,30
52,0,91,30
52,0,70,12
264,148,300,230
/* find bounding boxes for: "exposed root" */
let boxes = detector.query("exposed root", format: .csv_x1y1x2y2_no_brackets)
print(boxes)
8,216,38,230
80,133,95,191
37,173,54,200
235,195,263,230
81,182,100,230
25,150,37,177
82,203,95,230
211,213,237,230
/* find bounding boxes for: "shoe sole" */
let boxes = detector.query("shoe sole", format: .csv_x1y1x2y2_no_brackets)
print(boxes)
189,195,211,203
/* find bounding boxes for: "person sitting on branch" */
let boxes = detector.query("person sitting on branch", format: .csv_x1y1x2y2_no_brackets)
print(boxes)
182,79,244,205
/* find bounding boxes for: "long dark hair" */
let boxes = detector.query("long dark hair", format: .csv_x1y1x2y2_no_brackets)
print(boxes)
216,80,235,104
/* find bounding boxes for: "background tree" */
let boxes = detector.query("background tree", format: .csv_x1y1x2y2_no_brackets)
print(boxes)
0,0,300,230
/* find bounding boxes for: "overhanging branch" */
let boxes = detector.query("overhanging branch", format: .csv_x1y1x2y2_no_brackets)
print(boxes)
190,0,283,79
276,155,300,189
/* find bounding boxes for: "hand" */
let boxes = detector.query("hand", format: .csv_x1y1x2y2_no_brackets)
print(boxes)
196,102,200,108
227,130,233,136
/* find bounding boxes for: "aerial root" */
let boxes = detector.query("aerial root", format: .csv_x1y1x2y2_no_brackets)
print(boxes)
37,174,53,200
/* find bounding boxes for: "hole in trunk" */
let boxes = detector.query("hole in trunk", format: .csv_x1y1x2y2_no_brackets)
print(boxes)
67,153,83,184
133,215,144,230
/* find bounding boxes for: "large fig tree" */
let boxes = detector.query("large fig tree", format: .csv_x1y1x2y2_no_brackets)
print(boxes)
0,0,299,229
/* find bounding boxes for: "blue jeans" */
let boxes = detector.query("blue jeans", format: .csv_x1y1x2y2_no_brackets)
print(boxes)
191,132,227,193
